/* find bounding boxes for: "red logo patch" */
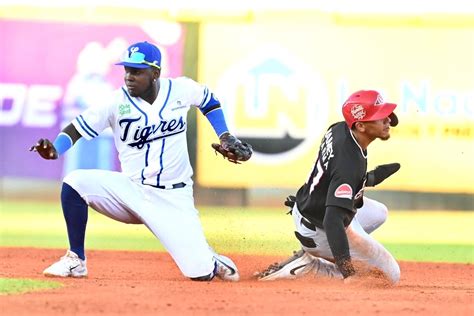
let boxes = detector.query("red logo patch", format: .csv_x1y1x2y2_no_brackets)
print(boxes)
334,184,353,199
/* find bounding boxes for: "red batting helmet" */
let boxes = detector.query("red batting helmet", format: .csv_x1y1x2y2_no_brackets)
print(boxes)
342,90,398,128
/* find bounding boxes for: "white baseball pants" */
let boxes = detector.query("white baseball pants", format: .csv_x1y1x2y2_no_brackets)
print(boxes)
64,169,215,278
292,197,400,284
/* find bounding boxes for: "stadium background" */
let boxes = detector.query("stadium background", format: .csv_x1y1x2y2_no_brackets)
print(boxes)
0,2,473,211
1,4,473,314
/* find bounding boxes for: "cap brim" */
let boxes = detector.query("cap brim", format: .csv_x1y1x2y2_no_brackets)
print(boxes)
115,61,150,69
365,103,397,125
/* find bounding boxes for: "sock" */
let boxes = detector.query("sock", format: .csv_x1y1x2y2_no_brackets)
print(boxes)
61,183,88,260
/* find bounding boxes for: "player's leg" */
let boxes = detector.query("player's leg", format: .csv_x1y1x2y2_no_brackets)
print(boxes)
298,212,399,284
355,197,388,234
297,205,399,284
259,204,400,284
137,185,239,281
346,217,400,284
65,170,144,224
258,203,342,281
43,169,142,278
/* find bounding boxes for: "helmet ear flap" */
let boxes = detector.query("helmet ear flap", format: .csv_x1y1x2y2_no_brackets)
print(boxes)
389,113,398,126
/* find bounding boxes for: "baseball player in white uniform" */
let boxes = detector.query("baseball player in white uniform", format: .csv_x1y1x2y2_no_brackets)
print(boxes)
30,41,251,281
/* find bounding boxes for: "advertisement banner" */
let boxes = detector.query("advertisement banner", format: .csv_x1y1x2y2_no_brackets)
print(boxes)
196,17,474,193
0,20,185,180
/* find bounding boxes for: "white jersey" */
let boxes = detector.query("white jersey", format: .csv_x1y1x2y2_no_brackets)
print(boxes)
72,77,213,188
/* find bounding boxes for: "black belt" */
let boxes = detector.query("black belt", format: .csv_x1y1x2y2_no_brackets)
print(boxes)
157,182,186,189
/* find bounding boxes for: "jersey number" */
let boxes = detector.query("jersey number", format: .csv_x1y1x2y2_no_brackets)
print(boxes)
309,160,324,194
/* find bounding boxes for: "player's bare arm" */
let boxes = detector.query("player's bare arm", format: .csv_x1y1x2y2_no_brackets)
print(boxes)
29,123,82,160
197,93,253,163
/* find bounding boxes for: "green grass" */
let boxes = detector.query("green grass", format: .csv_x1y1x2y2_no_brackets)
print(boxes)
1,200,473,263
0,278,62,295
382,243,473,263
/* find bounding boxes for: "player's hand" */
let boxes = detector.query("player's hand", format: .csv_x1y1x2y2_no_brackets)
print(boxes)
29,138,58,160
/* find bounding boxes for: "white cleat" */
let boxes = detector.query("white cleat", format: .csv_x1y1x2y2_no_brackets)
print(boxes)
258,249,315,281
214,254,240,282
43,250,88,278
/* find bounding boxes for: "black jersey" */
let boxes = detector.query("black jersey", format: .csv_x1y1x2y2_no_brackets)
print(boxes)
296,121,367,228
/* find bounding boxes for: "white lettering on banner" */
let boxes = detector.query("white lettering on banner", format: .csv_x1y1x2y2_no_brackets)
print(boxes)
23,85,62,127
0,83,62,127
0,84,27,126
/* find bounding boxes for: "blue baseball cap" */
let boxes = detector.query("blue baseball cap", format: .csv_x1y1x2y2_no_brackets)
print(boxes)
115,41,161,69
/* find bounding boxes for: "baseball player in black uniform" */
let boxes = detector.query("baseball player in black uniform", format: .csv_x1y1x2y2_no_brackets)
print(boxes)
258,90,401,284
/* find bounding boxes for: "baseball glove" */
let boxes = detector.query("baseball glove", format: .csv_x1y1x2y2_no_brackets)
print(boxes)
211,133,253,164
366,163,401,187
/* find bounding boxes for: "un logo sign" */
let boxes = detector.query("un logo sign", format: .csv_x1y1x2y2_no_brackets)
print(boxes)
216,46,329,163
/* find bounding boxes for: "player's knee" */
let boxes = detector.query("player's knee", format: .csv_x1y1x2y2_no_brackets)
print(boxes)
190,272,215,282
61,182,86,206
370,200,388,230
63,169,86,187
387,262,401,285
376,202,388,224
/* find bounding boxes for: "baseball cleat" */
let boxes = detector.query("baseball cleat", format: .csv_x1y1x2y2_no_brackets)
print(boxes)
257,249,315,281
214,254,240,282
43,250,88,278
311,257,344,279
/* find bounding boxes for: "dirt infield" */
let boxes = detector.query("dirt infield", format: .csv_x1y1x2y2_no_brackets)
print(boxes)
1,247,472,315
